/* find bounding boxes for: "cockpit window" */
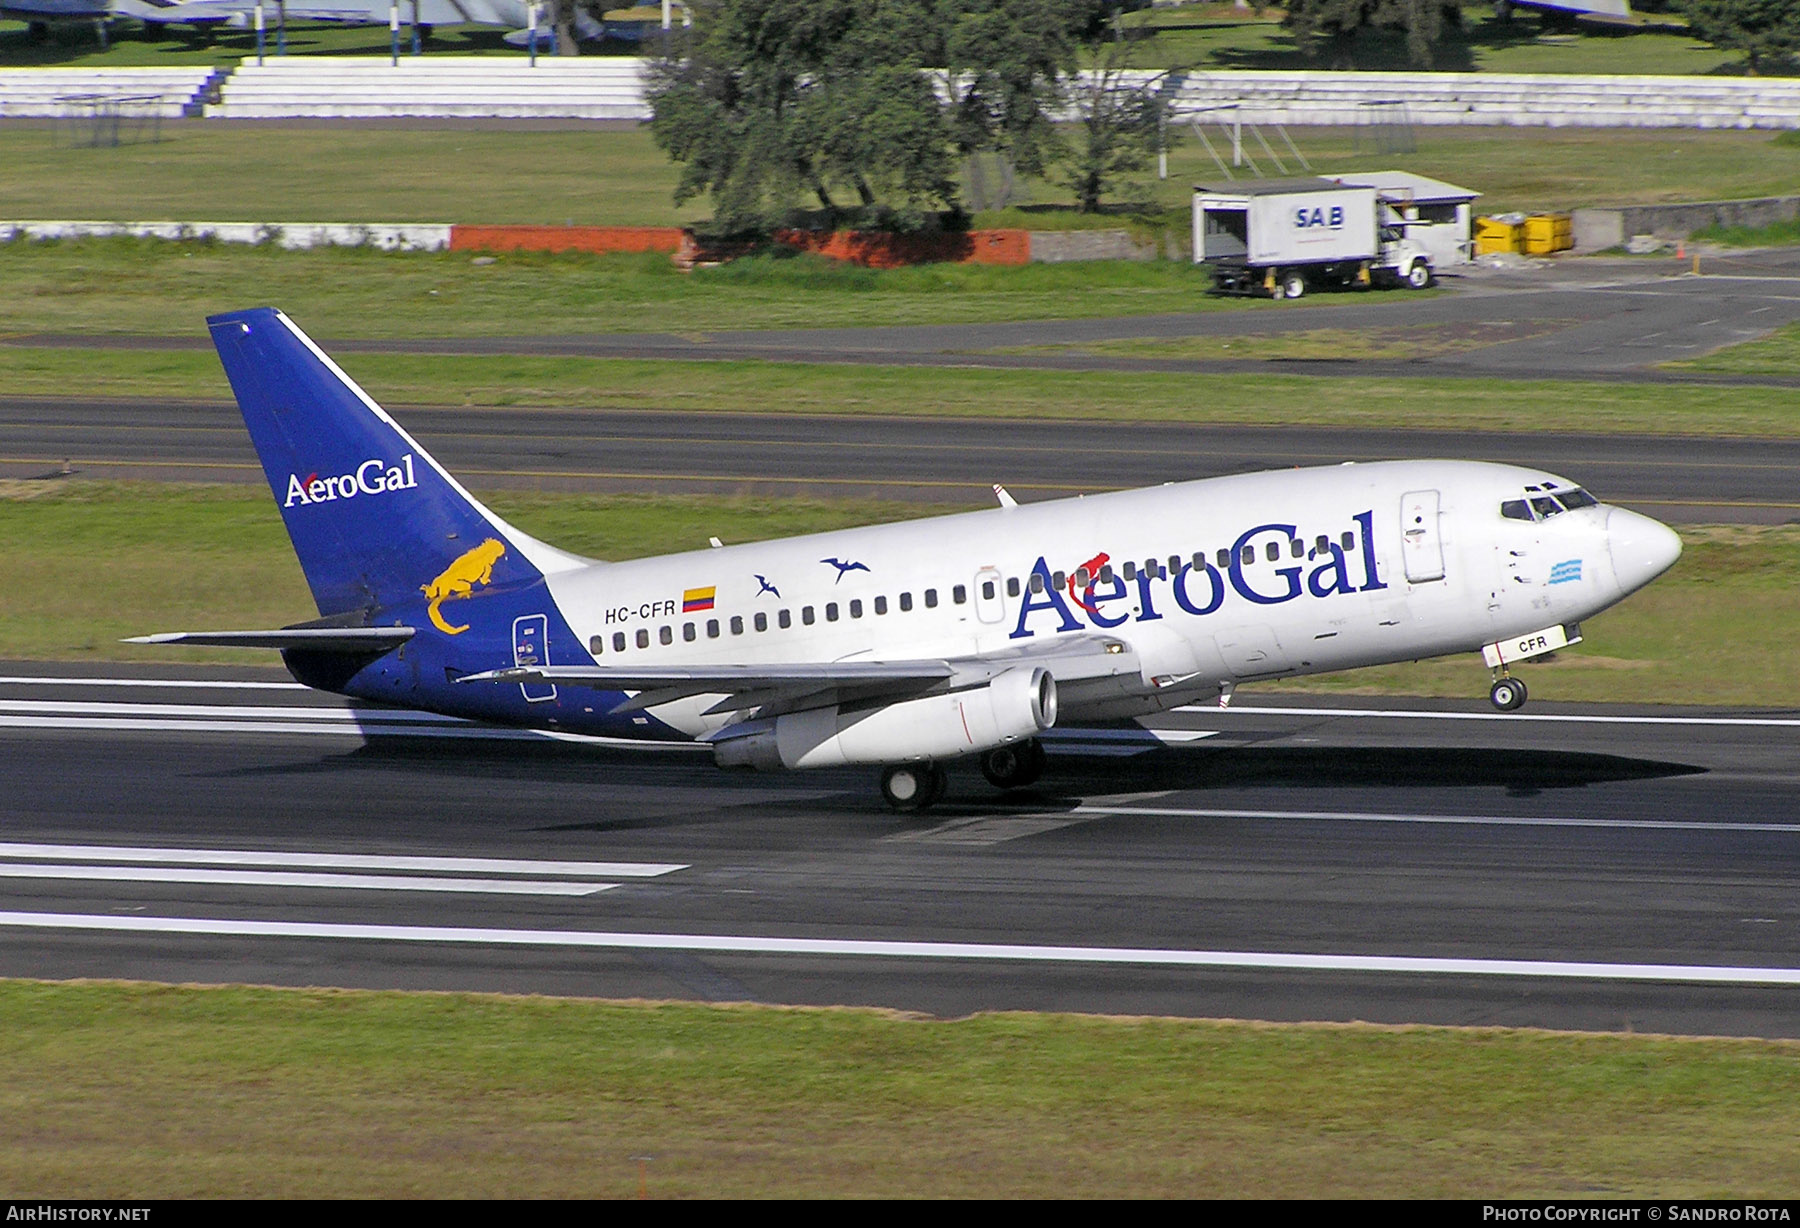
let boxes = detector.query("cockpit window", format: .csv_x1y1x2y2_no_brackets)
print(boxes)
1502,485,1599,522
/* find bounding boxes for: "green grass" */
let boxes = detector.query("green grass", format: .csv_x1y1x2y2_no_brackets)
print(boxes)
4,483,1791,708
3,122,1799,234
6,343,1800,439
3,979,1798,1197
0,241,1227,336
1118,4,1748,76
1666,320,1800,376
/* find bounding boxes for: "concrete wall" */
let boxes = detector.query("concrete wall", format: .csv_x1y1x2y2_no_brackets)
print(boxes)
1573,196,1800,248
1026,230,1156,263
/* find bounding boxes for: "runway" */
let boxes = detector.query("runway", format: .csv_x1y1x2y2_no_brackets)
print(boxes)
6,663,1800,1037
3,397,1795,523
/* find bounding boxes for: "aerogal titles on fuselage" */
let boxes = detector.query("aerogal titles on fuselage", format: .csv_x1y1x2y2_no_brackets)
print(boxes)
284,454,417,508
1010,513,1387,640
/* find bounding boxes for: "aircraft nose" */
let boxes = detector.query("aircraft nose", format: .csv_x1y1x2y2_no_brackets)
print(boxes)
1606,507,1682,597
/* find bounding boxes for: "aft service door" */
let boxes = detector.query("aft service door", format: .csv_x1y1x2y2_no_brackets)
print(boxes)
512,614,556,703
1400,489,1446,584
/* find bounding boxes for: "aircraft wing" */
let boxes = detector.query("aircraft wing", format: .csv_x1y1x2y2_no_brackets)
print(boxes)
125,627,415,651
460,633,1140,717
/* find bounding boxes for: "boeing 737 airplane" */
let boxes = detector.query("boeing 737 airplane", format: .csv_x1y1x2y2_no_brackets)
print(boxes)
133,308,1683,810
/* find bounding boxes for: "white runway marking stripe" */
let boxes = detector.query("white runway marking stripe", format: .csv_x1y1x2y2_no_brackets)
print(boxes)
1179,704,1800,728
3,911,1798,986
0,865,617,896
1069,805,1800,835
0,843,687,878
0,676,307,690
0,700,458,722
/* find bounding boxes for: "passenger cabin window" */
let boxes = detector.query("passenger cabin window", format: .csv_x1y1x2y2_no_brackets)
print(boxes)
1217,548,1231,568
707,619,720,638
590,635,604,655
952,585,966,604
1289,539,1303,558
636,629,649,649
660,626,673,646
925,589,938,608
1052,571,1066,589
730,616,744,635
850,599,863,618
779,609,792,629
981,581,996,601
754,612,768,632
1341,531,1354,551
1265,542,1279,562
826,603,839,622
876,595,889,614
802,606,815,626
682,623,696,642
1241,545,1255,566
1006,577,1020,598
613,631,626,653
899,592,913,612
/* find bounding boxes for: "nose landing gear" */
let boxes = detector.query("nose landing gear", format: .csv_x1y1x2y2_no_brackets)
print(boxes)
1488,674,1528,712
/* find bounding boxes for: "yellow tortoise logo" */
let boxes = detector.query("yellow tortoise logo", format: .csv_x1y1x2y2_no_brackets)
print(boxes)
422,538,506,635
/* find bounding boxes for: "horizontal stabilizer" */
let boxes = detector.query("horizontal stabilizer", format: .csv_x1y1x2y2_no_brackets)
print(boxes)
124,627,415,651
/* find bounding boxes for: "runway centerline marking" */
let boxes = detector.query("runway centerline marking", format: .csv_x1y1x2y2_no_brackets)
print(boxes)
0,843,687,878
0,864,618,897
1178,704,1800,727
4,911,1798,987
1065,805,1800,835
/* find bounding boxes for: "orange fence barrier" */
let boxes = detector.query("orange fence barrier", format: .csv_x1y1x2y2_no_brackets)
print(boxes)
448,224,686,255
448,222,1032,267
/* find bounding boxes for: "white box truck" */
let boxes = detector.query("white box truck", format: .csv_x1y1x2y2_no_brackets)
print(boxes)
1194,177,1435,299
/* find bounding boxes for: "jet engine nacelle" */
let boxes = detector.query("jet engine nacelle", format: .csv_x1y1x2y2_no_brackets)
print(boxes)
712,666,1057,771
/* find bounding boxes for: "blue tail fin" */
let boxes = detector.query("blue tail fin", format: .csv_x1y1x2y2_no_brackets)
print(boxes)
208,308,584,619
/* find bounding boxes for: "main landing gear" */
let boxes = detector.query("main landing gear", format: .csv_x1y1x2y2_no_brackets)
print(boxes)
880,762,948,811
878,740,1048,812
1489,674,1528,712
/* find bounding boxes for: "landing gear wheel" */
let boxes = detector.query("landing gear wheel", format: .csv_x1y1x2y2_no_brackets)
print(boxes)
1405,261,1433,290
1280,270,1306,300
1489,677,1528,712
881,763,947,811
980,740,1046,790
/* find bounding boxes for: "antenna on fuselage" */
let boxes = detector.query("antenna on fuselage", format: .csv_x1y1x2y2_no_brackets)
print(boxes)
993,484,1018,509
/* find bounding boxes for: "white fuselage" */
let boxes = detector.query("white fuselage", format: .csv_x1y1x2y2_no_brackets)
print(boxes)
542,459,1671,738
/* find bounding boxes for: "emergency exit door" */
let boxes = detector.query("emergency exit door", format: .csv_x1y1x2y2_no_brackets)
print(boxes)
1400,490,1445,583
512,614,556,702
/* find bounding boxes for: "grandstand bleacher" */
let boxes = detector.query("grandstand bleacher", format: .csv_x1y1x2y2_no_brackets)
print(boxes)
0,66,223,119
204,56,649,120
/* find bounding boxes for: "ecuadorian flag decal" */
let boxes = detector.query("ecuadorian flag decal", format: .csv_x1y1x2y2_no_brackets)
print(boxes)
682,586,716,613
1549,559,1582,585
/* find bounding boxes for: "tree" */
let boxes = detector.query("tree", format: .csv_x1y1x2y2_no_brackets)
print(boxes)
646,0,960,233
1283,0,1463,69
1684,0,1800,75
1053,30,1172,213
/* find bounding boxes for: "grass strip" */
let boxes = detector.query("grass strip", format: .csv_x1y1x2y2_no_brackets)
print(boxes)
2,979,1798,1198
0,241,1225,337
4,482,1793,707
1667,320,1800,377
5,344,1800,438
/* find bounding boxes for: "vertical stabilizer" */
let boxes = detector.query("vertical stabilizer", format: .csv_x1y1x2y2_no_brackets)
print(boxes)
207,307,586,619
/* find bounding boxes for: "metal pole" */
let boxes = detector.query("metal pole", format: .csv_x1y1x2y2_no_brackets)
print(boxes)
254,1,264,65
527,3,538,67
1232,115,1242,168
389,2,398,66
277,0,286,55
410,0,420,55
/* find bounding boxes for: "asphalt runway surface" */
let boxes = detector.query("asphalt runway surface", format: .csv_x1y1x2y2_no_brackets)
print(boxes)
4,396,1794,524
5,663,1800,1037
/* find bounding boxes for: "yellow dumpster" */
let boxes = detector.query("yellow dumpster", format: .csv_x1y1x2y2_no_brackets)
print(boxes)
1474,215,1524,255
1523,213,1574,255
